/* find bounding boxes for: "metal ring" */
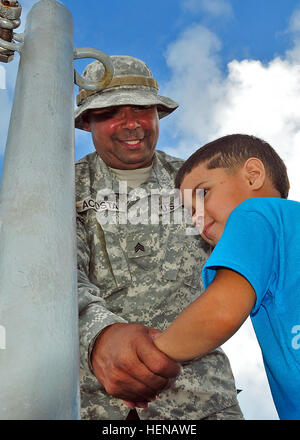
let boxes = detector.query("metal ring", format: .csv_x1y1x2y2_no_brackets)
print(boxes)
73,47,114,91
0,35,22,52
12,31,23,42
0,17,20,29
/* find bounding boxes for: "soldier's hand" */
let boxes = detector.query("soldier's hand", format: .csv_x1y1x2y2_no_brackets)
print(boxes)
91,323,180,404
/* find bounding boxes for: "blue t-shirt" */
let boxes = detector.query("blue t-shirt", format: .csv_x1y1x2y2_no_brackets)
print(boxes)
202,197,300,420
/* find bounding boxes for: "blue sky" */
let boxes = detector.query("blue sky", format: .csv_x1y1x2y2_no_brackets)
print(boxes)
1,0,300,165
1,0,300,420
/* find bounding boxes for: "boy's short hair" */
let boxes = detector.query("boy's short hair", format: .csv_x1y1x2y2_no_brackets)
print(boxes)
175,134,290,199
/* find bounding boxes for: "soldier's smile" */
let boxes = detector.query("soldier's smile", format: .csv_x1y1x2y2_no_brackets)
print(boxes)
117,136,145,150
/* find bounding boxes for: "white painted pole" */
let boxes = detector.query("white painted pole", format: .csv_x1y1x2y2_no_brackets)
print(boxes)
0,0,80,419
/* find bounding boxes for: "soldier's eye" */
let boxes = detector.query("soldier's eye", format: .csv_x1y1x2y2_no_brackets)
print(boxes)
132,105,153,111
91,109,118,121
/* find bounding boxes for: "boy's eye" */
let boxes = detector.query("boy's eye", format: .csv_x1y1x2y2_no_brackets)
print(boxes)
181,204,194,217
199,188,208,198
195,188,208,200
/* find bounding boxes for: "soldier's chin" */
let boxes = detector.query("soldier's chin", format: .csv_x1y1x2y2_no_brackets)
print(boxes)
118,149,155,166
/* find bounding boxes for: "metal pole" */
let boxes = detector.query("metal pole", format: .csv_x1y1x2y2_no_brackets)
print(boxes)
0,0,79,419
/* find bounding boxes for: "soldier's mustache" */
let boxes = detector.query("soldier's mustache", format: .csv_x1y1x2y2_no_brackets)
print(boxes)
116,128,147,140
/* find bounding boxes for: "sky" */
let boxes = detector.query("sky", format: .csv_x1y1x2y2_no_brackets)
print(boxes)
1,0,300,420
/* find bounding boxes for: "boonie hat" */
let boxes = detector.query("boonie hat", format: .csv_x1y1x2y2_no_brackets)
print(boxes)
75,55,179,131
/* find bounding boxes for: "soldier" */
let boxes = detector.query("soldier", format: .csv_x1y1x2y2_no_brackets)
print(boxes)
75,55,243,420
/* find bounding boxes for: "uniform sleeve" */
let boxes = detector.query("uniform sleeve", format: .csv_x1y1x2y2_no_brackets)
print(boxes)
77,214,127,373
202,209,277,315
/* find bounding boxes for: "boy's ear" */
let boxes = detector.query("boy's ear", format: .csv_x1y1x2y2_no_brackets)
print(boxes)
242,158,266,191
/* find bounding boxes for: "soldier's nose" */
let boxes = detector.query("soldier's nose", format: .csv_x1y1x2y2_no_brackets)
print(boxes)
119,107,141,129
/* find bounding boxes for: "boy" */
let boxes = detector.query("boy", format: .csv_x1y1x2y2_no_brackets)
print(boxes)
154,134,300,420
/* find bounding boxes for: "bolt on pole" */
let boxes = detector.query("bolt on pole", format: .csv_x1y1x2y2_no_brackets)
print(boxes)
0,0,22,62
0,0,113,419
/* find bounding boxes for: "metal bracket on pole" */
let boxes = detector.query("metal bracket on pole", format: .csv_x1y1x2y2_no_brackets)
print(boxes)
74,47,114,91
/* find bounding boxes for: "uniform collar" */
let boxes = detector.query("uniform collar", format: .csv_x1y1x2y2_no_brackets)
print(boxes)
93,151,175,194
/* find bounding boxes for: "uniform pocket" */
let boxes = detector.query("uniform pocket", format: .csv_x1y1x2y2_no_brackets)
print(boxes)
183,270,203,291
161,225,206,289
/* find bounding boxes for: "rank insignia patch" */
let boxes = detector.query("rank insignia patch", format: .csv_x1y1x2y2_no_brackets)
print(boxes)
135,243,145,253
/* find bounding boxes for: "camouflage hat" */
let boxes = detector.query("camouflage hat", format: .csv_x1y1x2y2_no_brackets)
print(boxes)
75,55,179,131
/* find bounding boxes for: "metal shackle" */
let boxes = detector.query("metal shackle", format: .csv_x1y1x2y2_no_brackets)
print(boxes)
73,47,114,92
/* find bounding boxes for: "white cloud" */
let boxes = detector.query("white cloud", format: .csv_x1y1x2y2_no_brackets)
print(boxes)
288,8,300,34
161,24,224,154
161,11,300,420
182,0,232,17
162,21,300,203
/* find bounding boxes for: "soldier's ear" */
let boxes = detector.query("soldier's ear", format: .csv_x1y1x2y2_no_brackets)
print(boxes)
83,121,91,132
82,113,91,132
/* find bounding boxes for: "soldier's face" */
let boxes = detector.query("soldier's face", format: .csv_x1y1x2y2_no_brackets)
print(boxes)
84,105,159,169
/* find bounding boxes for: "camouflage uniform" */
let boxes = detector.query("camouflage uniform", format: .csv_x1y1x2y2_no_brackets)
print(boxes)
76,149,243,420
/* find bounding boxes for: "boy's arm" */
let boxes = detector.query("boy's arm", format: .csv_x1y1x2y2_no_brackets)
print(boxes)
154,268,256,362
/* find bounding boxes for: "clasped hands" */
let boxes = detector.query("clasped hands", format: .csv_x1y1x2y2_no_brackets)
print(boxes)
91,323,181,409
